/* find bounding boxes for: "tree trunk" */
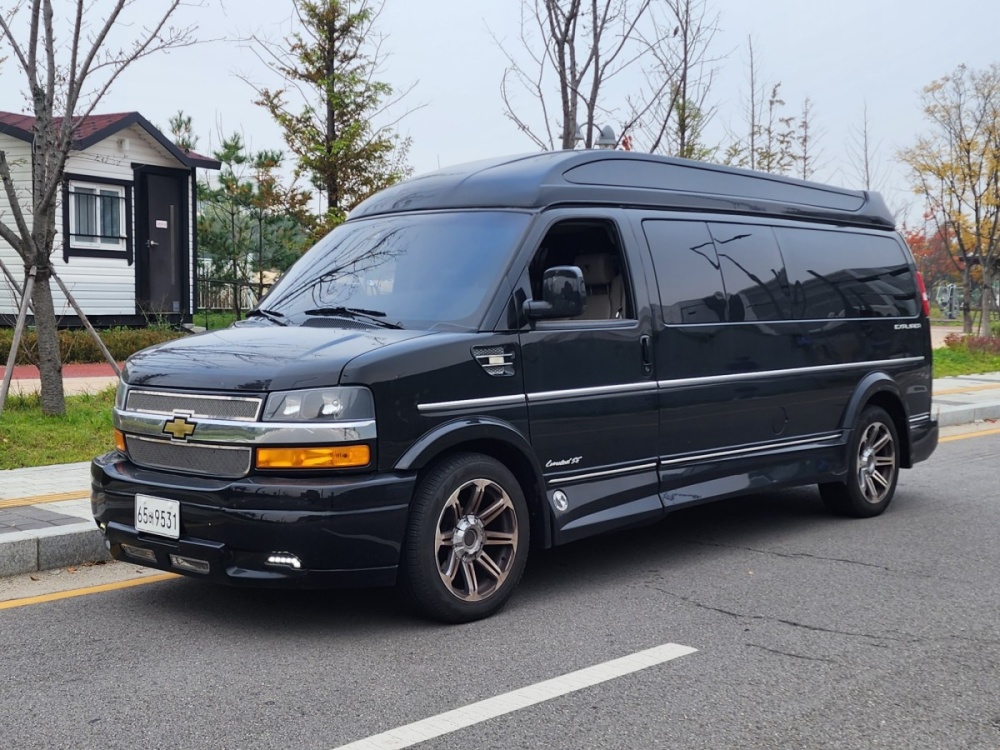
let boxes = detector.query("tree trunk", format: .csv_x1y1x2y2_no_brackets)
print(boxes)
325,14,339,213
979,267,994,337
30,265,66,415
961,264,973,334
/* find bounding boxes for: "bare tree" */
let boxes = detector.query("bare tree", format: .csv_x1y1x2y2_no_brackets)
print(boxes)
493,0,669,151
637,0,721,160
722,38,797,175
797,97,825,181
847,101,887,191
0,1,195,415
722,36,764,169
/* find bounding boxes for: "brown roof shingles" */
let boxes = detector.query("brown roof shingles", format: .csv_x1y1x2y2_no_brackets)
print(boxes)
0,110,220,170
0,111,134,140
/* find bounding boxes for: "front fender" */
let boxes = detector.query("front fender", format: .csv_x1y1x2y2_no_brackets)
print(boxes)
394,417,541,477
394,417,552,547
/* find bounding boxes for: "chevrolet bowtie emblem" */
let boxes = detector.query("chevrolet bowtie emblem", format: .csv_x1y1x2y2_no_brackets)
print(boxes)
163,414,197,440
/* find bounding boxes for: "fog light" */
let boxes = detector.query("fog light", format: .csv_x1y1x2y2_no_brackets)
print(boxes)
256,445,370,469
169,554,210,574
266,553,303,570
121,543,156,562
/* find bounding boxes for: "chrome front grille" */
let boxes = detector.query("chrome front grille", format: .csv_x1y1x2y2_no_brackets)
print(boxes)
126,436,252,479
125,389,262,421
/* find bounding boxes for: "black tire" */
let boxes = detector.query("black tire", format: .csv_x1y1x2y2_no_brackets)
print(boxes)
819,405,900,518
400,453,530,623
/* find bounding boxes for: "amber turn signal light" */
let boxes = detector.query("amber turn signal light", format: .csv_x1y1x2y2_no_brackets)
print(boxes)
114,429,126,452
255,445,371,469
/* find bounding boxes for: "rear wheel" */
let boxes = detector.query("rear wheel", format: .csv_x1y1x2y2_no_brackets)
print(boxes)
400,453,529,623
820,405,899,518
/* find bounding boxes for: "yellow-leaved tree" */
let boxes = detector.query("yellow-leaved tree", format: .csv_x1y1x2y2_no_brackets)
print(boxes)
901,64,1000,336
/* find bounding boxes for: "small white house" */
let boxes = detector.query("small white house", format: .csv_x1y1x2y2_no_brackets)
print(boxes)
0,111,220,327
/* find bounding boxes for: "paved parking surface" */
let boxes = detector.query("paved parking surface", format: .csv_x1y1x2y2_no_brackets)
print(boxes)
1,430,997,750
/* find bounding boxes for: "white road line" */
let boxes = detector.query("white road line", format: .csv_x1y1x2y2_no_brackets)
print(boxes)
332,642,697,750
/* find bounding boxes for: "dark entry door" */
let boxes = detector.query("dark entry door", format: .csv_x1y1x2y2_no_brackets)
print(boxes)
137,171,186,315
516,212,661,543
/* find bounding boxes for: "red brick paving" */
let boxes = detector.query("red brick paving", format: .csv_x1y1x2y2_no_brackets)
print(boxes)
0,362,121,380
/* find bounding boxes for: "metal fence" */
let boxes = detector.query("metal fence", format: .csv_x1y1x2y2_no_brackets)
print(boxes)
196,277,259,314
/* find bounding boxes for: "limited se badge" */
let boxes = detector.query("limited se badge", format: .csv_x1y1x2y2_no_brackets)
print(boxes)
163,414,196,440
545,456,582,468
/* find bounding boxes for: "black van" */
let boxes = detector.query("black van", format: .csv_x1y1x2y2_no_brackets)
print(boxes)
91,151,938,622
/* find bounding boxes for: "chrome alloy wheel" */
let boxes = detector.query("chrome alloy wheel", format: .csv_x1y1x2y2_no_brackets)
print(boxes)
856,421,896,504
435,478,519,602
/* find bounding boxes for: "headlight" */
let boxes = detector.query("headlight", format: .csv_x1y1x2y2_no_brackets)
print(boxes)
115,378,128,410
262,386,375,422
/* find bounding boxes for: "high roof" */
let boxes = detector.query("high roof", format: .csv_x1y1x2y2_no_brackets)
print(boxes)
349,150,895,230
0,110,220,170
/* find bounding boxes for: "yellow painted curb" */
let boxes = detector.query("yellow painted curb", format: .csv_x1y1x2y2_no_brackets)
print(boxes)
936,382,1000,396
0,573,177,610
939,427,1000,443
0,491,89,510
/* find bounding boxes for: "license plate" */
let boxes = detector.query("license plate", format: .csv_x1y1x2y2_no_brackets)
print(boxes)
135,494,180,539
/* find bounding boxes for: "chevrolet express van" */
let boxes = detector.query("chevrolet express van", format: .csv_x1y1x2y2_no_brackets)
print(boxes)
92,151,938,622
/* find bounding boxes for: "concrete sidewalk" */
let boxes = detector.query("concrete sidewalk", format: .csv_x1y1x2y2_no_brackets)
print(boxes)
2,368,1000,579
1,361,119,397
0,462,107,576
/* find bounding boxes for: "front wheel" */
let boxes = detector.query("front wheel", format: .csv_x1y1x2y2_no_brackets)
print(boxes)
819,405,900,518
400,453,529,623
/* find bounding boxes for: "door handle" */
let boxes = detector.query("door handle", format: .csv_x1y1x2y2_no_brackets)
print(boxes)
147,239,159,248
640,334,652,375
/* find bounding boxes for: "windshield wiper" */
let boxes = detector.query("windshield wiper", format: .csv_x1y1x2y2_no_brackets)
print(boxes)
245,308,288,326
303,307,404,329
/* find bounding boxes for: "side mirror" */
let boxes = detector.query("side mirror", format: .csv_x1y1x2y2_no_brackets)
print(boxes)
523,266,586,319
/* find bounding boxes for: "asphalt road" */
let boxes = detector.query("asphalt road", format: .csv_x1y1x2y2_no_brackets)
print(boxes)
2,430,999,750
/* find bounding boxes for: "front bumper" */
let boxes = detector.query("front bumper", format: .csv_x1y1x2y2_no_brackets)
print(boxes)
91,452,416,588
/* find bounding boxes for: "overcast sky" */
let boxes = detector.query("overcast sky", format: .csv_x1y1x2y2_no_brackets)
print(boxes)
3,0,997,225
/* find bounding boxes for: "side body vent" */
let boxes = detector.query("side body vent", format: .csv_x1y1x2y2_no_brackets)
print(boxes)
472,345,516,377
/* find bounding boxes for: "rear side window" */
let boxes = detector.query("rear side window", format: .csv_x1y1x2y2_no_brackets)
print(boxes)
776,228,918,319
709,223,791,321
643,220,726,324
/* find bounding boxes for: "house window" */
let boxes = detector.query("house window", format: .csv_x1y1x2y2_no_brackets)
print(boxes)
69,181,125,249
62,174,132,263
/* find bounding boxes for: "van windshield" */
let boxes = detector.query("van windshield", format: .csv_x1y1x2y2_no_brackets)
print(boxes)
257,211,531,331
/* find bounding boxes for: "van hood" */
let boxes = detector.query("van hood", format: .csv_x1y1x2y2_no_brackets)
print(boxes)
122,324,430,392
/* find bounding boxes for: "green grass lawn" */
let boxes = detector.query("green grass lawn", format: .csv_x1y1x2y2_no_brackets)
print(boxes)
932,346,1000,378
3,344,1000,471
192,310,240,330
0,387,116,470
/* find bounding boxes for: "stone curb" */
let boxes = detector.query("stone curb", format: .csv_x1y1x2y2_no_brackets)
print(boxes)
936,403,1000,427
0,522,111,577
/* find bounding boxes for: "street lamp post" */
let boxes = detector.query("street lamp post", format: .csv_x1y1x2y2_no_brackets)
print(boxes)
572,123,618,150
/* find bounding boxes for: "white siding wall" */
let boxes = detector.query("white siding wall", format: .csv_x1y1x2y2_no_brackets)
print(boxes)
0,133,35,316
1,123,195,319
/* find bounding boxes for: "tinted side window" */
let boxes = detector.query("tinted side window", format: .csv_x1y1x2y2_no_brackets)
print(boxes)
643,220,726,324
776,228,918,319
528,219,634,321
709,223,791,321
